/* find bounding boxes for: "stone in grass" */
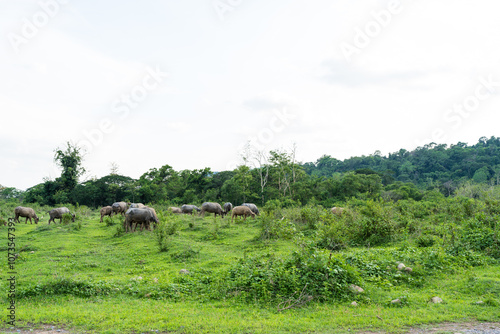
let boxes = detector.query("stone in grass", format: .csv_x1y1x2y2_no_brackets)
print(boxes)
430,296,443,304
404,267,413,273
397,263,406,270
351,301,358,307
179,269,190,274
476,301,484,305
391,299,401,304
349,284,364,293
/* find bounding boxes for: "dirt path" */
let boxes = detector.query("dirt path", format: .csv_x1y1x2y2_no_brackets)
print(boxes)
2,322,500,334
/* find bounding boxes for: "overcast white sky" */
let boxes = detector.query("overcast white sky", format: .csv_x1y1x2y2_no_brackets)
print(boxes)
2,0,500,190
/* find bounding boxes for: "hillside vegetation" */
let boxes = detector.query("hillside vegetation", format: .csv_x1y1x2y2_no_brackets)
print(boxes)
2,137,500,209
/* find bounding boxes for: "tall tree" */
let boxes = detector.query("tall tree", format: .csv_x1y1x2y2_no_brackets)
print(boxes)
54,142,86,193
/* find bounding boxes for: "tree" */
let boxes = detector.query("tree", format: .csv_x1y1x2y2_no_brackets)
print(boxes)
54,141,86,193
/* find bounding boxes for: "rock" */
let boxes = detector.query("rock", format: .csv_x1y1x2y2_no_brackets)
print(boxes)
391,299,401,304
349,284,364,293
351,301,358,307
430,296,443,304
179,269,190,275
404,267,413,273
397,263,406,270
476,301,484,305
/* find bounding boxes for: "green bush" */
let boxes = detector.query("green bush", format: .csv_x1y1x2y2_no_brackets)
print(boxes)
350,200,397,246
258,212,296,240
415,234,437,248
299,205,325,230
204,248,360,303
316,219,349,251
61,213,73,225
154,219,180,252
18,278,114,298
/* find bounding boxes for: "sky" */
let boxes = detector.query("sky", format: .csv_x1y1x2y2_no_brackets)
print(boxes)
1,0,500,190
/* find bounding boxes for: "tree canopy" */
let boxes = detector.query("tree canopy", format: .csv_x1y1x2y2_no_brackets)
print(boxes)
17,136,500,207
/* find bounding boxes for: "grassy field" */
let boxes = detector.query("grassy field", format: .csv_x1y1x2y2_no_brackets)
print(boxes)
1,200,499,333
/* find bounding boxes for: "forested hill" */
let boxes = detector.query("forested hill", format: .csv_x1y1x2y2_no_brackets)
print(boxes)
303,136,500,187
2,136,500,208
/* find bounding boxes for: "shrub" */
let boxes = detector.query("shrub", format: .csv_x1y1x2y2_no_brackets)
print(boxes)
415,235,437,248
113,224,125,237
154,220,180,252
350,200,397,246
18,278,114,298
258,212,296,240
207,248,360,303
316,219,349,251
170,246,201,262
299,205,324,230
61,213,74,225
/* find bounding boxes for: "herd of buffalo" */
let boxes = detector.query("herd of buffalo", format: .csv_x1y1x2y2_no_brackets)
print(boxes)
10,202,263,233
10,203,345,232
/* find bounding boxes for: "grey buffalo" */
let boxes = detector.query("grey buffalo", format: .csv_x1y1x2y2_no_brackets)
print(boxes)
100,206,113,222
124,208,159,232
111,202,129,216
223,202,233,214
199,202,225,217
14,206,39,224
241,203,260,215
181,204,201,214
48,207,75,224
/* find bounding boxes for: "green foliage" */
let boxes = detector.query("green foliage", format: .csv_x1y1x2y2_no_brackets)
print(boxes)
61,213,74,225
299,204,325,230
201,248,360,303
350,200,397,246
170,246,201,262
18,278,114,298
154,219,180,252
316,219,349,251
258,212,297,240
415,235,437,248
104,215,122,227
113,223,125,237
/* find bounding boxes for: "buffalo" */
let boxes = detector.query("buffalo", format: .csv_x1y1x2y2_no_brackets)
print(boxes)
48,207,75,224
231,205,256,222
199,202,225,217
241,203,260,216
181,204,201,215
111,202,129,216
223,202,233,214
14,206,39,224
331,207,345,215
100,206,113,222
169,207,182,214
124,208,159,232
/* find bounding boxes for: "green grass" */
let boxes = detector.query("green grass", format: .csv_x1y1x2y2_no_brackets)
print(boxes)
1,208,499,333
